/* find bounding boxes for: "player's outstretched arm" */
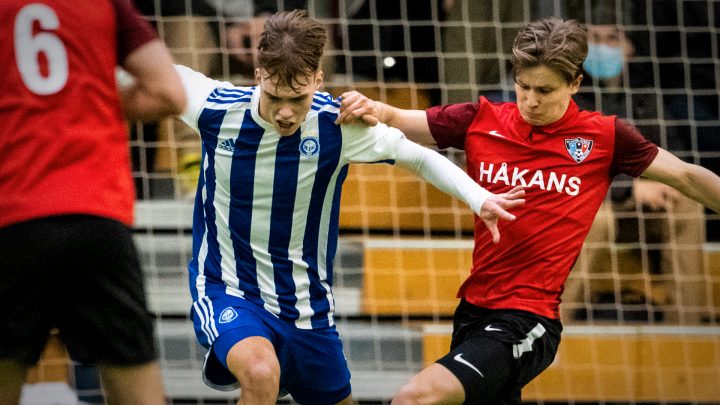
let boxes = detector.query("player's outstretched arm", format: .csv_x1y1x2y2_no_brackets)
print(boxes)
119,39,187,122
394,138,525,243
641,147,720,213
336,91,435,146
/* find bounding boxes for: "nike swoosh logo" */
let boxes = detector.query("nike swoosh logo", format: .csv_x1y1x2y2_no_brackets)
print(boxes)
488,130,506,138
484,325,502,332
453,353,484,377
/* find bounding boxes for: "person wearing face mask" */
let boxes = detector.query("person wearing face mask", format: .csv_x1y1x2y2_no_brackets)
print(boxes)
564,11,711,325
582,26,627,82
336,16,720,403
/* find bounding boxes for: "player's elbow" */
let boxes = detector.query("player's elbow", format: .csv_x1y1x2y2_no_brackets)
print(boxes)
123,41,187,117
145,68,186,115
674,162,703,190
158,82,187,116
137,76,187,119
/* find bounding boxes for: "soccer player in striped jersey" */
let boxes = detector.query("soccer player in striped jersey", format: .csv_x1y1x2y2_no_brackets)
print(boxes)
174,9,524,405
337,17,720,405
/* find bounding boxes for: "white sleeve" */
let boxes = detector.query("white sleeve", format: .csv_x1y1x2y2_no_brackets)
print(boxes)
395,138,493,215
174,64,227,132
341,122,405,163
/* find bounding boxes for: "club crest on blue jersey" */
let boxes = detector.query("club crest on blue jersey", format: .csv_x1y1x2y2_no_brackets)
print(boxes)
564,137,593,163
299,136,320,158
219,307,238,324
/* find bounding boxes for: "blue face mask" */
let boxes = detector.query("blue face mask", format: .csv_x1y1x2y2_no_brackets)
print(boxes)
583,43,624,80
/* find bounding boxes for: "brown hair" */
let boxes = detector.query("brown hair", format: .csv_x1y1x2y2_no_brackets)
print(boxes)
257,9,328,91
510,18,588,83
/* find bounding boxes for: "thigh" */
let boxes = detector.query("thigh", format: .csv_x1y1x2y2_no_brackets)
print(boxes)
0,219,62,364
191,294,273,349
279,326,352,405
437,336,515,404
0,360,27,405
444,304,562,404
99,362,166,405
509,323,561,400
200,299,277,391
55,216,156,366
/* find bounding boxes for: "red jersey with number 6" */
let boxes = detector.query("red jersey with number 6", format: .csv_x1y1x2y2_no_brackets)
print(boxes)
0,0,155,228
426,97,658,319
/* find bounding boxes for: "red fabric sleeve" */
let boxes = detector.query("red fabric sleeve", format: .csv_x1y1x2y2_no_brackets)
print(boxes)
425,102,480,150
611,117,660,177
111,0,157,64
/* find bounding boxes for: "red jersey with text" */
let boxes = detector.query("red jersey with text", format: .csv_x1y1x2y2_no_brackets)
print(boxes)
0,0,156,228
426,97,658,319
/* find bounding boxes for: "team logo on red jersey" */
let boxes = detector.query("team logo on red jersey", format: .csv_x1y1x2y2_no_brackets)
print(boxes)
564,137,593,163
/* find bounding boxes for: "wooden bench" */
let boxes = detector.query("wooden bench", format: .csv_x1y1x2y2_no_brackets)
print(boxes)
361,238,473,315
340,164,475,233
330,83,475,233
362,239,720,318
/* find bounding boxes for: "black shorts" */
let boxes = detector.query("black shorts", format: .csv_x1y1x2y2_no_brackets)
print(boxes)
436,300,562,405
0,215,157,366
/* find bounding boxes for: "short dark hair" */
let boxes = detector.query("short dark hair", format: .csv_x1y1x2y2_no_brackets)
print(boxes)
257,10,327,91
511,18,588,83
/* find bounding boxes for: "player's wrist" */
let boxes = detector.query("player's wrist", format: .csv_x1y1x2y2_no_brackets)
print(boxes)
376,101,390,124
469,187,493,215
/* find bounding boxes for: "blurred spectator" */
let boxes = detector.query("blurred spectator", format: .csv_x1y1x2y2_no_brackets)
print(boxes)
210,0,308,75
563,0,714,325
133,0,308,80
335,0,453,105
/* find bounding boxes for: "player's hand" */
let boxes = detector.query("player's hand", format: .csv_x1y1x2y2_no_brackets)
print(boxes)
335,91,380,126
479,186,525,243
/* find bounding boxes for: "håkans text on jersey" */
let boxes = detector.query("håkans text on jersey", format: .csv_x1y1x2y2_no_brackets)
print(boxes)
478,162,581,196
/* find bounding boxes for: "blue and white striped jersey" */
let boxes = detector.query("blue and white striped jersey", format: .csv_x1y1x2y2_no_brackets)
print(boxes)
176,65,406,330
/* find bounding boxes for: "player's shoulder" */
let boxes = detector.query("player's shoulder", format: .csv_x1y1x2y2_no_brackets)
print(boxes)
311,91,341,115
206,85,255,104
574,108,615,129
474,96,515,118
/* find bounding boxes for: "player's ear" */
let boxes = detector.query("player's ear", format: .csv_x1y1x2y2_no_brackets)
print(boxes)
314,70,324,90
570,74,583,95
254,68,263,85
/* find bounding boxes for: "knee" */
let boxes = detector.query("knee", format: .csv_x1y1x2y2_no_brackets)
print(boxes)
238,360,279,387
224,337,280,390
227,354,280,396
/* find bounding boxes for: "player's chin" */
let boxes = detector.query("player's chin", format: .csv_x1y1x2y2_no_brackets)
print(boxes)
276,124,298,136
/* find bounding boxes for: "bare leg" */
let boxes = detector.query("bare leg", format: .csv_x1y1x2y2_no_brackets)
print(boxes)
391,363,465,405
99,361,166,405
0,360,27,405
226,336,281,405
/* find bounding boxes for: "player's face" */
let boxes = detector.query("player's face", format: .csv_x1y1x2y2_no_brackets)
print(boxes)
256,68,323,136
514,65,582,127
